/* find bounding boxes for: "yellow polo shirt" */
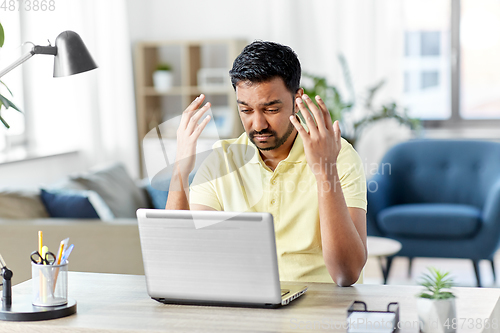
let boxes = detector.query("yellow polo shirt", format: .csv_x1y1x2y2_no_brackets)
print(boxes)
189,132,367,283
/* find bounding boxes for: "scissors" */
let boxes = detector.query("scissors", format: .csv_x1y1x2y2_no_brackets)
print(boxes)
30,250,56,265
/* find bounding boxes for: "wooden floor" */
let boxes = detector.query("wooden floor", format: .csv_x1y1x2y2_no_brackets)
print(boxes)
364,252,500,287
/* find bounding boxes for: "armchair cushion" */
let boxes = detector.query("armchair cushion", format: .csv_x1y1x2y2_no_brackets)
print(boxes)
378,203,481,239
145,173,196,209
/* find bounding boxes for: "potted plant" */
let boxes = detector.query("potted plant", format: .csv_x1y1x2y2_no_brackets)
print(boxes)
416,267,456,333
0,21,22,128
152,62,173,92
302,54,420,147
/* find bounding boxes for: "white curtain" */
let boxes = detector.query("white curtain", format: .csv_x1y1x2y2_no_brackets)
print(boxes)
20,0,139,177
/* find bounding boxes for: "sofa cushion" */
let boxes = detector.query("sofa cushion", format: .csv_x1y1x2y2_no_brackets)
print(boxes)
40,189,98,219
68,163,149,218
378,203,481,239
0,189,49,219
40,189,115,220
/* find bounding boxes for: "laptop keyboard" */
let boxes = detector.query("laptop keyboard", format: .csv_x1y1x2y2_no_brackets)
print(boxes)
281,289,290,297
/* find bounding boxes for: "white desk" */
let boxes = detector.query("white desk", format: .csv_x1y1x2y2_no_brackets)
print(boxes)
1,272,499,332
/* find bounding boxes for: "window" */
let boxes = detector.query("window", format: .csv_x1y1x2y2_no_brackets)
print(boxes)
402,0,451,120
402,0,500,122
460,0,500,119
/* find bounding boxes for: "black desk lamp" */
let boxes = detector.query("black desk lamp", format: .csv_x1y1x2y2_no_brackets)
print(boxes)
0,254,12,308
0,30,95,321
0,30,97,79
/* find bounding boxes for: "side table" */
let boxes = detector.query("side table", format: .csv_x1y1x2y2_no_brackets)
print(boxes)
367,236,402,284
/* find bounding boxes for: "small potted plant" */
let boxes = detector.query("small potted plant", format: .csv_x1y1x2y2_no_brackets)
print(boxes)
152,62,173,92
416,267,456,333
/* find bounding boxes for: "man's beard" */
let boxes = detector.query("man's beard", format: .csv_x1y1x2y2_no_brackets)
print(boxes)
249,120,295,151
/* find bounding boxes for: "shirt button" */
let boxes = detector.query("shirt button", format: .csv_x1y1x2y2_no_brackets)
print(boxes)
271,199,276,205
271,180,276,185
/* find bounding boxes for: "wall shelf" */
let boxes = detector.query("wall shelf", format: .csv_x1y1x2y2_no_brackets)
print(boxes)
134,39,247,177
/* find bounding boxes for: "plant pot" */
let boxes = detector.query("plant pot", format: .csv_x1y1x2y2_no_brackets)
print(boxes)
153,70,173,92
417,298,456,333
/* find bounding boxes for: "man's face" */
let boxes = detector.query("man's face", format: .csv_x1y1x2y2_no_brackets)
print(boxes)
236,77,301,152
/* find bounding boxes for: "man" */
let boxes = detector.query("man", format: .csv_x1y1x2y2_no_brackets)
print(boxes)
166,41,367,286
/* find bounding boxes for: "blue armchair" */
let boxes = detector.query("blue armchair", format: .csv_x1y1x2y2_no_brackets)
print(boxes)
367,139,500,286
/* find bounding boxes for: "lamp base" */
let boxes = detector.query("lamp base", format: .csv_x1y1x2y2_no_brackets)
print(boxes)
0,295,76,321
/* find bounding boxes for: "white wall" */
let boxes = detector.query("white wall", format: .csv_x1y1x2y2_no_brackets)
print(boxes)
126,0,271,43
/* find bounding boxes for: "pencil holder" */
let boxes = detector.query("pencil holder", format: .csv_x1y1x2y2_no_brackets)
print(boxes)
31,261,68,307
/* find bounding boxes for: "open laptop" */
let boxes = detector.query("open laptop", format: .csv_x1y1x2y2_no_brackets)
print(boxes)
136,209,307,308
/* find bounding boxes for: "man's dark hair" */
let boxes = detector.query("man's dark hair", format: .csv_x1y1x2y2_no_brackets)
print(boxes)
229,41,301,94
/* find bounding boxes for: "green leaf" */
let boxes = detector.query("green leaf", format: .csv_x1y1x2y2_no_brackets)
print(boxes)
0,22,4,48
0,114,10,129
0,100,10,129
0,93,22,113
0,80,13,96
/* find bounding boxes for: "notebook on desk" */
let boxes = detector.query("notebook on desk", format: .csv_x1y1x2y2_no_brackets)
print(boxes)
136,209,307,308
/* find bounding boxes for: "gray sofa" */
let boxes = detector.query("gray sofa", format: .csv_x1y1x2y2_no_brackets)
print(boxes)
0,163,157,285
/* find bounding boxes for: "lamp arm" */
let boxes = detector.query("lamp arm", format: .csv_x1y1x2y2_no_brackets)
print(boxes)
0,44,57,79
0,50,34,79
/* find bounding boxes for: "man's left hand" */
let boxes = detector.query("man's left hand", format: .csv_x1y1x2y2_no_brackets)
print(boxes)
290,94,341,178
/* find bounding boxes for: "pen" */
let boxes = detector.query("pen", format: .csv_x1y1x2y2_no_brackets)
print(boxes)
56,238,69,265
53,240,67,291
61,244,74,264
52,244,73,291
38,231,43,264
56,242,65,265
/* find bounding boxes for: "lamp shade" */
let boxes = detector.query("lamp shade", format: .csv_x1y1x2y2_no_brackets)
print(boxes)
53,31,97,77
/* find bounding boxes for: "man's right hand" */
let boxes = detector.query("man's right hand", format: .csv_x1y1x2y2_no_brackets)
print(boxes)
174,94,211,179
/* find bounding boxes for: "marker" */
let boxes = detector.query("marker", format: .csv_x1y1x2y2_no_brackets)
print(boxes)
41,246,49,265
38,231,43,263
40,244,48,302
